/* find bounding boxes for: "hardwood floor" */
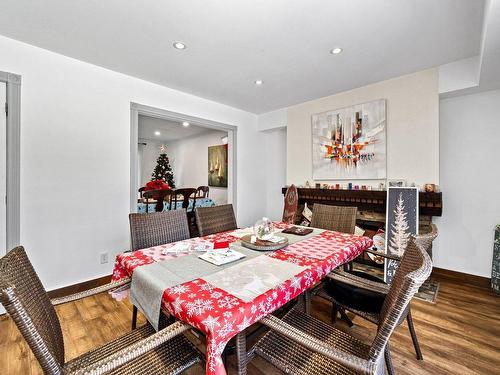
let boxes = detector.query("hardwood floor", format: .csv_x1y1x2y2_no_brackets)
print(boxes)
1,275,499,374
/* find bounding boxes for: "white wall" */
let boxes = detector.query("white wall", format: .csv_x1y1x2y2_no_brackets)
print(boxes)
164,131,228,205
139,140,162,187
0,35,267,291
257,108,287,131
262,128,287,221
286,69,440,187
434,89,500,277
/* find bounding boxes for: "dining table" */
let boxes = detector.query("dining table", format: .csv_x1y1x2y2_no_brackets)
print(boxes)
111,222,373,375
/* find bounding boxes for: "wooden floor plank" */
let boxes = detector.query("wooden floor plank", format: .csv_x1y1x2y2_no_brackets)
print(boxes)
0,275,499,374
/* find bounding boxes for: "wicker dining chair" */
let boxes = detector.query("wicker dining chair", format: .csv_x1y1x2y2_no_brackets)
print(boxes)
251,236,433,375
0,246,203,375
128,210,190,329
321,225,438,374
129,210,190,251
310,204,357,273
311,204,357,234
195,204,237,236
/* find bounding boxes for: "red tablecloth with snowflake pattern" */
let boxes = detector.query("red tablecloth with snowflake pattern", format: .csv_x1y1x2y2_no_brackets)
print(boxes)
111,223,372,375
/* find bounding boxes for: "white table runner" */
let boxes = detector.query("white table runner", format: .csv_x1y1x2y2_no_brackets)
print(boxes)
201,255,307,302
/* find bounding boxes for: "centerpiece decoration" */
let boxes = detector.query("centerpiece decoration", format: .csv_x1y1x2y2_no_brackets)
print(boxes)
254,217,275,240
240,217,288,251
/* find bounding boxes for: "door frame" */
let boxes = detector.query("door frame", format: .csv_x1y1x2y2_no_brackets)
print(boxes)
130,103,238,215
0,71,21,253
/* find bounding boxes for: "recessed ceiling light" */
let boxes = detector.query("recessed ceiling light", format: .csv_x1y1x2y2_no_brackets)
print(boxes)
330,47,343,55
254,80,263,85
182,121,190,127
173,41,187,50
154,131,161,136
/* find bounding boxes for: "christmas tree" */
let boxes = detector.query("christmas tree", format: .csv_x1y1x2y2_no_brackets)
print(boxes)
388,192,411,256
151,145,175,188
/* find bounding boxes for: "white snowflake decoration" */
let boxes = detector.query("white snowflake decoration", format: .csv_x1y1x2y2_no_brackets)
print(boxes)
186,299,214,317
218,296,240,309
169,284,190,296
202,315,221,332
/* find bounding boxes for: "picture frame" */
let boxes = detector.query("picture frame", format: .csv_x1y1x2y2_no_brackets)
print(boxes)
311,99,387,180
384,186,419,283
388,179,407,187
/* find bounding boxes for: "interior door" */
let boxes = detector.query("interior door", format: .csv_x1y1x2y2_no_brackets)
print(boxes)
0,82,6,255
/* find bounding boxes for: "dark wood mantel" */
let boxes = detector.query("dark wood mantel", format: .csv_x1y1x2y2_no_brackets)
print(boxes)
281,187,443,217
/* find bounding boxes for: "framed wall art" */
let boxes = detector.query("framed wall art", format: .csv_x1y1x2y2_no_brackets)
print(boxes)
208,145,228,187
312,99,386,180
385,186,419,283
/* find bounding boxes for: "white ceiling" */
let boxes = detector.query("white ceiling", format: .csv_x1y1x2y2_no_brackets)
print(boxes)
0,0,485,113
138,115,221,142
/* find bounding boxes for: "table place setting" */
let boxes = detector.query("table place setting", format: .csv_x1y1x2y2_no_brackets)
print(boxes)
161,240,214,255
198,245,246,265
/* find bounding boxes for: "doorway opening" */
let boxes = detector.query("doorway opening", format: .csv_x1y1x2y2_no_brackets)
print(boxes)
130,103,237,216
0,71,21,256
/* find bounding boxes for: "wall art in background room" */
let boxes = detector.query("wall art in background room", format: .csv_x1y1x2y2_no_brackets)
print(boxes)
208,145,228,187
312,99,386,180
385,186,419,283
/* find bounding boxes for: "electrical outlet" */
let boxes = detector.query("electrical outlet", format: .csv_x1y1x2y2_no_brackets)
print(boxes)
100,252,109,264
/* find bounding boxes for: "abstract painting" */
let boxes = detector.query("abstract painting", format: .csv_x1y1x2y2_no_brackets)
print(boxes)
385,187,419,283
208,145,228,187
311,99,386,180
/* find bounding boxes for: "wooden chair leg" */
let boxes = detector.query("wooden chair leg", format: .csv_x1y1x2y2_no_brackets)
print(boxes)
385,342,395,375
331,304,339,323
304,291,311,314
222,347,228,367
407,309,423,360
131,305,138,330
340,308,354,327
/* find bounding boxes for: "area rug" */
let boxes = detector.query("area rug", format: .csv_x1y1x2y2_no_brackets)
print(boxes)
352,262,439,303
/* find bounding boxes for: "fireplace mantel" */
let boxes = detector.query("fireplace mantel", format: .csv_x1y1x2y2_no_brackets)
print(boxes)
281,187,442,217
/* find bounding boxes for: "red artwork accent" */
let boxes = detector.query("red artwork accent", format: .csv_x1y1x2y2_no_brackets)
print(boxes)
112,224,372,375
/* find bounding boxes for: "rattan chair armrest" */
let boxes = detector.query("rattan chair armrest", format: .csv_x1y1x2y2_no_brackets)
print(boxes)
66,321,191,375
51,278,131,306
365,249,402,261
327,270,390,295
260,314,375,375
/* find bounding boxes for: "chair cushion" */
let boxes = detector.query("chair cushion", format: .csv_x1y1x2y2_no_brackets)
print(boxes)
325,271,386,313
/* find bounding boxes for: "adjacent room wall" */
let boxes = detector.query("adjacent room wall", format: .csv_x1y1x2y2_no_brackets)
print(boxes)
139,140,161,187
165,131,228,204
0,35,266,291
435,89,500,277
139,131,228,206
286,68,440,187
